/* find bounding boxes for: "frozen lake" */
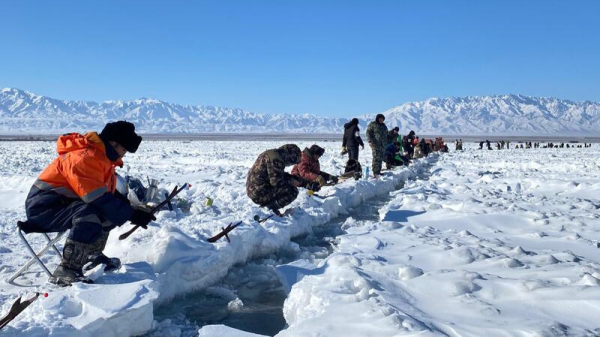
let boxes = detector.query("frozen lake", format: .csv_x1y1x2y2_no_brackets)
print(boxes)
0,139,599,336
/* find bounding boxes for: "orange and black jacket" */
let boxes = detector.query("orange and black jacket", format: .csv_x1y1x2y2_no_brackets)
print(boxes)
27,132,134,226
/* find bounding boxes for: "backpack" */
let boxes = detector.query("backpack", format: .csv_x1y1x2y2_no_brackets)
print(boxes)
342,159,363,180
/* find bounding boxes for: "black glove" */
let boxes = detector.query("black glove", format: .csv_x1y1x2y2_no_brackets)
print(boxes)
130,209,156,229
306,181,321,192
331,176,339,184
114,191,131,205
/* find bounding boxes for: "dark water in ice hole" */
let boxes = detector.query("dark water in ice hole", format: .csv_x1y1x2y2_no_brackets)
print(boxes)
148,167,433,336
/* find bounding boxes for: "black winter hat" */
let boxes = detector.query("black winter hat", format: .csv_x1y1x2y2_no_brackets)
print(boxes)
100,121,142,153
309,144,325,156
350,118,359,125
376,114,385,122
392,127,399,132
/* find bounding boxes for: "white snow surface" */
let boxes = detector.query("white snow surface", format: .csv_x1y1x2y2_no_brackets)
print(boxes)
279,144,600,336
0,139,431,336
2,87,600,135
1,140,600,336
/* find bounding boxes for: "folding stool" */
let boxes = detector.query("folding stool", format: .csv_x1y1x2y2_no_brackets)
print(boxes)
6,221,67,285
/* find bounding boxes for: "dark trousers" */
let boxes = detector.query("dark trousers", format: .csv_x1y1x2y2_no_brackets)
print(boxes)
26,190,112,244
348,147,359,161
385,155,409,167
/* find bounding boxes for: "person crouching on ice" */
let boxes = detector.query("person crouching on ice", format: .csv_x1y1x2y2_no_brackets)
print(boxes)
246,144,319,215
384,141,410,169
291,145,338,189
24,121,156,286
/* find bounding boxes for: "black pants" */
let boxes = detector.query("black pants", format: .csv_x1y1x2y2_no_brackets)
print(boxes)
348,147,359,160
26,190,113,244
385,155,409,168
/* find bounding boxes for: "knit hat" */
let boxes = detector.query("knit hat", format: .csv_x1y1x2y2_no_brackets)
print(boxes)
350,118,359,125
392,127,399,132
309,144,325,156
99,121,142,153
278,144,302,165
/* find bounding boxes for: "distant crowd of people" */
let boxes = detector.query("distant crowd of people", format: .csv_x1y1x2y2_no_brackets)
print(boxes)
477,140,592,150
342,115,448,177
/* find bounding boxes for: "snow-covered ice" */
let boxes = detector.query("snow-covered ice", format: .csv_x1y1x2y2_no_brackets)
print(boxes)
280,144,600,336
1,140,600,336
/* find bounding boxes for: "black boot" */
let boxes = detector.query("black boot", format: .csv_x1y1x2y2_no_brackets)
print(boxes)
265,200,283,217
84,231,121,272
49,239,94,287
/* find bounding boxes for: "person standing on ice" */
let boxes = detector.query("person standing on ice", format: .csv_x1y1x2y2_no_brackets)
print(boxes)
341,118,364,161
246,144,317,215
23,121,156,286
291,145,339,188
366,114,388,177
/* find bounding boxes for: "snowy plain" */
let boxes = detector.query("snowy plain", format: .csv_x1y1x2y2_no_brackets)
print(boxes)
0,140,599,336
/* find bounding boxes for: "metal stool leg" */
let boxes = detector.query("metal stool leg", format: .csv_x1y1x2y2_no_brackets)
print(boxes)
43,233,63,258
7,230,67,284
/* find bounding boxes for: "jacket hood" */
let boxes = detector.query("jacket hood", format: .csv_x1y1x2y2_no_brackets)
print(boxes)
56,132,123,166
278,144,301,165
375,114,385,123
344,118,360,129
57,132,104,155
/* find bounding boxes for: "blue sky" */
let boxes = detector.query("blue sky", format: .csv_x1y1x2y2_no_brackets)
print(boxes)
1,0,598,117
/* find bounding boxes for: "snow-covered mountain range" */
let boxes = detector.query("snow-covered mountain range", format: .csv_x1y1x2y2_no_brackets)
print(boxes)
378,95,600,136
1,87,599,135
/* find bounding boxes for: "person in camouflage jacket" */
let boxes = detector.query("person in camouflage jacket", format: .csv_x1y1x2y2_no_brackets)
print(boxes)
246,144,316,213
366,113,388,176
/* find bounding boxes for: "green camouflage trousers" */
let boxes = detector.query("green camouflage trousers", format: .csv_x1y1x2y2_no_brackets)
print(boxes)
248,185,299,211
371,146,384,175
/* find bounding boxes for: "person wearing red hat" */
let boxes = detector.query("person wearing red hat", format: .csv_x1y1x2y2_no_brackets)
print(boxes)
23,121,156,286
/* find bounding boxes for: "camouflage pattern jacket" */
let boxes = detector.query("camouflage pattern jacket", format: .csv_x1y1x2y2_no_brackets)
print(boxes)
246,145,302,198
366,120,388,149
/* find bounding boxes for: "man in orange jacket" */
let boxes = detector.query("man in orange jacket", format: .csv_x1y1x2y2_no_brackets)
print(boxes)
24,121,155,286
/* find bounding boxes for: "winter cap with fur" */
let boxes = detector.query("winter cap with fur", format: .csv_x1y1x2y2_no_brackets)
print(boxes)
100,121,142,153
